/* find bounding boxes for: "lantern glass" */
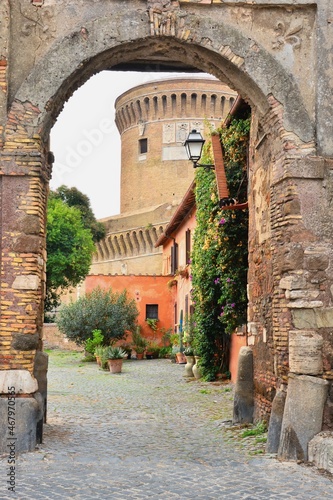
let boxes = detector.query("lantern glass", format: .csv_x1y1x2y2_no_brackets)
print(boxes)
184,130,205,162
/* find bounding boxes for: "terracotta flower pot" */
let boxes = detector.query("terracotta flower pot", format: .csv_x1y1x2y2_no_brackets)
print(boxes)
176,352,186,364
107,358,123,373
136,352,144,360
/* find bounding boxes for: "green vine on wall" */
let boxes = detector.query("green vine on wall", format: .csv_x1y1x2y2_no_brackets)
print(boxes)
191,117,250,381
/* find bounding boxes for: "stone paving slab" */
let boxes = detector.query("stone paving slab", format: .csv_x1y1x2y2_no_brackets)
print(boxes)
1,352,333,499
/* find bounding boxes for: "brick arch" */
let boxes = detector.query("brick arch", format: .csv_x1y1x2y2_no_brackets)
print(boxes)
9,11,312,143
0,4,320,455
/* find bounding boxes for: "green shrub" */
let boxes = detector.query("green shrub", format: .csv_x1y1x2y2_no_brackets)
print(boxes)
159,346,172,358
131,327,148,354
57,287,139,346
85,329,104,354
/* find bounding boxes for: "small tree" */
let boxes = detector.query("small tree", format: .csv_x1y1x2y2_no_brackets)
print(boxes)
51,185,106,242
46,197,95,311
56,287,139,346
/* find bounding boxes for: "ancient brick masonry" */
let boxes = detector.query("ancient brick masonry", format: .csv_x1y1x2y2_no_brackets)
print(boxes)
248,95,318,421
1,100,50,373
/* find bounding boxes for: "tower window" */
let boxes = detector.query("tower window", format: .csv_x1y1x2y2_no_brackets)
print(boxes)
139,138,148,154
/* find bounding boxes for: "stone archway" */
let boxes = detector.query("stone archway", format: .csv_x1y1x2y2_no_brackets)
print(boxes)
1,1,330,457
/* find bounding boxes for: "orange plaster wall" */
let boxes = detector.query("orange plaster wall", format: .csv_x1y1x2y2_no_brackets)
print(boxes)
161,204,245,380
229,332,247,383
85,275,174,343
161,207,196,328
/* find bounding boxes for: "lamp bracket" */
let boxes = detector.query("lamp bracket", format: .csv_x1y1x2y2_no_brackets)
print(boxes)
193,162,215,170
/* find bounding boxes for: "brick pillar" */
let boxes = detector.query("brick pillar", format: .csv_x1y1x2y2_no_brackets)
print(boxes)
0,121,50,452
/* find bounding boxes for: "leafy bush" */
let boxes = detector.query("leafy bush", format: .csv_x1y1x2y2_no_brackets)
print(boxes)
131,328,148,354
57,287,139,346
240,421,267,438
85,329,104,354
159,346,172,358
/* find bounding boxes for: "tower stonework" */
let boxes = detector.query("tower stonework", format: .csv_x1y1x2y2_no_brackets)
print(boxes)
115,78,236,213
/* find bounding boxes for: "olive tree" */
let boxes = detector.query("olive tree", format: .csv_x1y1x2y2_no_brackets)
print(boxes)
56,287,139,346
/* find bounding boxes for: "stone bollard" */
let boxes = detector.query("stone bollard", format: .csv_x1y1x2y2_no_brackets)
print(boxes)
0,370,44,454
34,351,49,443
266,385,286,454
278,373,329,461
233,346,254,424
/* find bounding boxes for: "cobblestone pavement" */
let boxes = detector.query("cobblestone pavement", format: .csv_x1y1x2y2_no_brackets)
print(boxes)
1,351,333,499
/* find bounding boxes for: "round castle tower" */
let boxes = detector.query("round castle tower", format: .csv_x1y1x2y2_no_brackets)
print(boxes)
115,77,237,213
92,78,237,276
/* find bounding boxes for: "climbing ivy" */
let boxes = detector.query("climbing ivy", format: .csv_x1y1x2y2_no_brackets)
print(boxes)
191,117,250,381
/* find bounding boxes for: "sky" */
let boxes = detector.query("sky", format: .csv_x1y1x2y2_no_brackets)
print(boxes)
50,70,193,220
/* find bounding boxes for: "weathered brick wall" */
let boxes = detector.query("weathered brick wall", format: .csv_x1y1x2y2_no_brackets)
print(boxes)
42,324,82,351
247,92,333,422
1,99,50,374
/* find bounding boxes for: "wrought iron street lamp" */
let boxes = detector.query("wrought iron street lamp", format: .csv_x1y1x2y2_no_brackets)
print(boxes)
184,130,214,170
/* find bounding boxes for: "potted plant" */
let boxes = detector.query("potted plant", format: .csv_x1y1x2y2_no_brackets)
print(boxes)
146,342,160,359
183,346,195,377
120,343,132,359
131,328,148,359
170,333,186,364
106,346,127,373
94,345,105,367
85,329,104,362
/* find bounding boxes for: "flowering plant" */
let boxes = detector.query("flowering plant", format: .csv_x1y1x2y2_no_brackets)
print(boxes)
190,117,249,380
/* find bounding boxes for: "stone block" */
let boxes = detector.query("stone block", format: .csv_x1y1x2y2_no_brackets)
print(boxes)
287,300,323,309
280,244,304,272
34,351,48,424
304,254,329,271
0,397,41,454
285,290,319,300
12,275,40,290
289,330,323,375
283,199,301,216
293,307,333,329
12,333,39,351
278,374,329,461
12,235,42,253
308,431,333,474
33,351,48,397
0,370,38,394
19,215,41,235
279,275,306,291
233,347,254,424
284,157,325,180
